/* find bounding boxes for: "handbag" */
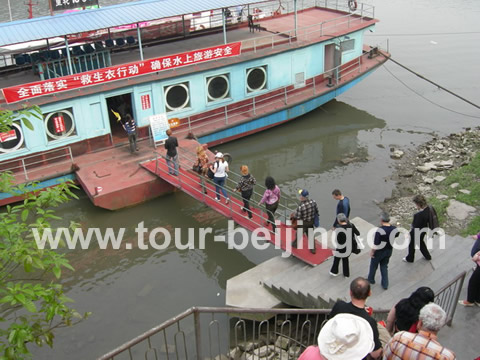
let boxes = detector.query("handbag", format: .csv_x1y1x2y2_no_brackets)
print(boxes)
314,213,320,228
192,164,202,174
352,234,361,254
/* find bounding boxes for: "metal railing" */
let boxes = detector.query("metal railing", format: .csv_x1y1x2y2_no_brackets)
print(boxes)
174,51,371,138
0,146,74,181
99,307,389,360
237,0,374,53
434,270,467,326
99,268,466,360
148,150,299,233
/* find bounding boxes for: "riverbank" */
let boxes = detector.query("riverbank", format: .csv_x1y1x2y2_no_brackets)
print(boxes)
381,127,480,236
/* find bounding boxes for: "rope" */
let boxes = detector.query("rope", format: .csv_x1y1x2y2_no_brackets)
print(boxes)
381,54,480,117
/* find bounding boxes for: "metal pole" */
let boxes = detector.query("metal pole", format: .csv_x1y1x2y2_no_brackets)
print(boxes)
7,0,13,21
284,87,287,105
64,36,74,75
294,0,298,37
224,106,228,124
21,159,28,180
194,311,203,359
252,97,256,115
137,24,144,61
182,15,186,38
313,76,316,95
188,116,192,131
222,9,227,44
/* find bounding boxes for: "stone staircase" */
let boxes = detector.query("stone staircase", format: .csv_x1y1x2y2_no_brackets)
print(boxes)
262,217,474,311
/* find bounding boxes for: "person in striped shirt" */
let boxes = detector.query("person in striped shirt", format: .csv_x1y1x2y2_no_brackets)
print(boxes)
383,303,456,359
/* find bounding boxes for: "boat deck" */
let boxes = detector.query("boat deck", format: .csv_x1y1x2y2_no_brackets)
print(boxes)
1,6,377,93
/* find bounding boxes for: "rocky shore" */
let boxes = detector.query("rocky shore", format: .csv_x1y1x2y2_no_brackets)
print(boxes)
381,127,480,236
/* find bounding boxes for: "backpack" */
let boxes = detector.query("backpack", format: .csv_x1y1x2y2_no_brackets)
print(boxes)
207,161,218,180
428,205,439,230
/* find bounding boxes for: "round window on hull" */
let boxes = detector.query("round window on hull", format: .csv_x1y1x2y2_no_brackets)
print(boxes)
246,66,267,93
165,83,190,111
207,75,230,102
44,109,76,141
0,122,24,153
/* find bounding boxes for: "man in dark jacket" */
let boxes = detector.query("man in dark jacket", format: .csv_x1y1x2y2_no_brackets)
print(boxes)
404,194,432,263
164,129,179,175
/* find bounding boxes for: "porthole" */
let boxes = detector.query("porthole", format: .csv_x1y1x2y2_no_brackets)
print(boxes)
164,83,190,111
44,109,76,141
246,66,267,93
207,75,230,102
0,122,24,153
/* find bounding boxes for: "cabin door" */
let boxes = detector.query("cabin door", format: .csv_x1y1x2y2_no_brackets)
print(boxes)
324,44,341,81
105,93,134,145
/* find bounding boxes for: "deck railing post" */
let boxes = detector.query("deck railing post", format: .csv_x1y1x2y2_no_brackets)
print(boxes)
188,116,192,131
21,159,28,180
225,106,228,124
68,146,73,164
284,87,288,105
252,97,256,115
194,310,203,359
313,76,316,95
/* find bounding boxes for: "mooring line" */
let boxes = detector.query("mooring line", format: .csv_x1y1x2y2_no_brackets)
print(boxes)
383,54,480,111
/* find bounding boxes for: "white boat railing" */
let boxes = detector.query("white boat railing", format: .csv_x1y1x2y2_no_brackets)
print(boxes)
240,0,374,54
0,146,74,181
174,50,375,138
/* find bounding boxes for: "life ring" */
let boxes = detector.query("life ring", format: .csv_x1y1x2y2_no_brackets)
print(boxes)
348,0,357,11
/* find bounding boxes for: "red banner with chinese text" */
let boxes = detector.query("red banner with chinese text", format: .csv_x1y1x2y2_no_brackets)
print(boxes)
2,42,242,104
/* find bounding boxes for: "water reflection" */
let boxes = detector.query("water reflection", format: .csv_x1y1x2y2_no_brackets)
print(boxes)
221,100,385,192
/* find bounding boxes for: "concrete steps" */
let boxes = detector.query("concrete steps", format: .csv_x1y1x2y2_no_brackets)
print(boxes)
261,218,475,311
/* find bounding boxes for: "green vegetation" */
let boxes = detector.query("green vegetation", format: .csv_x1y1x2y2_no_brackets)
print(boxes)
431,151,480,236
0,107,88,359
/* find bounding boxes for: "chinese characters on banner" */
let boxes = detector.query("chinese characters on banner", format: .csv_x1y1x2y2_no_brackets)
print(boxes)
0,130,17,143
50,0,99,12
2,42,242,104
53,116,66,133
141,94,151,110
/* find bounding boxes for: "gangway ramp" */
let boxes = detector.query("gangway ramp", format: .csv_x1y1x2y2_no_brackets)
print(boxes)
140,154,332,266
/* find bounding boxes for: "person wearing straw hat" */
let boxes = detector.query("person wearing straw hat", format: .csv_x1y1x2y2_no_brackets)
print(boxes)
298,313,374,360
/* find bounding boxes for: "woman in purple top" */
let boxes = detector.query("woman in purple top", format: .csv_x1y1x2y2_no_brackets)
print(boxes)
259,176,280,231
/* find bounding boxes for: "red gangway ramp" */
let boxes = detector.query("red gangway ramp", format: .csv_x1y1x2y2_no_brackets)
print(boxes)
141,157,332,266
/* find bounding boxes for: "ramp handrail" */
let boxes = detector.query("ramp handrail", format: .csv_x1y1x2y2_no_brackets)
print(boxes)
146,151,295,234
175,149,299,225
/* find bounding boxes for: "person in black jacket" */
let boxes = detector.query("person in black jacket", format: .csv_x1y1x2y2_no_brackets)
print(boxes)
329,213,360,277
164,129,179,176
403,194,432,263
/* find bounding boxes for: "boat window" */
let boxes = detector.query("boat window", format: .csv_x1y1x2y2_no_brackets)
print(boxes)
340,39,355,52
246,66,267,93
0,122,25,154
44,108,77,142
164,83,190,112
206,74,230,102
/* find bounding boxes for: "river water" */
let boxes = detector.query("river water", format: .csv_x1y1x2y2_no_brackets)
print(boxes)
1,0,479,358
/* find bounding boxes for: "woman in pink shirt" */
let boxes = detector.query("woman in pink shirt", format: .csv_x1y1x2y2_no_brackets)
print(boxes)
259,176,280,231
